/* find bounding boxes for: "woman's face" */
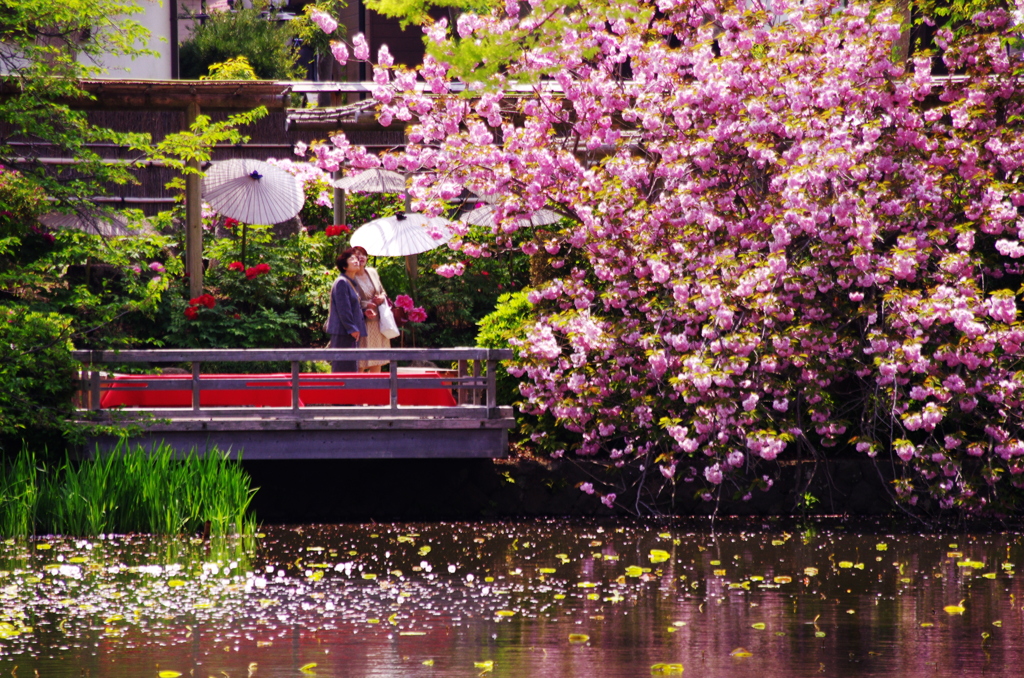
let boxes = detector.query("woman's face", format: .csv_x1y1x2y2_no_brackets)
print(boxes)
354,251,368,271
343,254,361,275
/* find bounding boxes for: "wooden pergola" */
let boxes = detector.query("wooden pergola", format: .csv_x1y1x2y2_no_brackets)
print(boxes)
2,78,412,296
72,80,293,297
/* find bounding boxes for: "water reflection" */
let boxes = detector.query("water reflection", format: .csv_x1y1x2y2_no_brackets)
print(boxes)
0,521,1022,677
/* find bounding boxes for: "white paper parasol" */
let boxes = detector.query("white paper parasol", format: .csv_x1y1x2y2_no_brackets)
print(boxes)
201,159,304,225
460,204,562,229
332,168,406,193
350,212,454,256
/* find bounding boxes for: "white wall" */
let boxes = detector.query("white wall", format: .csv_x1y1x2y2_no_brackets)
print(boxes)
89,0,173,80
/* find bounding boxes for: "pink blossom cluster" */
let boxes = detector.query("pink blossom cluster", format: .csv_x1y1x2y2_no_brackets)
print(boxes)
315,0,1024,513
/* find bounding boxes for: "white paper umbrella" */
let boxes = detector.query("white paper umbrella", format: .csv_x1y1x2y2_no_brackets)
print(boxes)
350,212,454,256
201,159,304,225
460,204,562,229
332,168,406,193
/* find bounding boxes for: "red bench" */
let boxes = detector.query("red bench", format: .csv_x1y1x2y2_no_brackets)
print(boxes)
100,372,457,408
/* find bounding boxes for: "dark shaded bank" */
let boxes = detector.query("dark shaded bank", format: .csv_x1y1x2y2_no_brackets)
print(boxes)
244,453,902,523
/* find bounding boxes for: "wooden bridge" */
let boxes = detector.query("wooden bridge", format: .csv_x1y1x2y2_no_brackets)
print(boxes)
73,348,514,459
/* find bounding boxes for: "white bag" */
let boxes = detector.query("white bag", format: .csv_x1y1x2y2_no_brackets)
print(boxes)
378,300,401,339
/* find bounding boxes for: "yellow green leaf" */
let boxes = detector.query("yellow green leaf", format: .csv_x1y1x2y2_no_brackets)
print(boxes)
649,549,670,564
568,633,589,643
495,610,515,617
751,623,766,630
422,659,434,666
730,648,752,657
158,672,182,678
299,663,317,673
650,663,684,674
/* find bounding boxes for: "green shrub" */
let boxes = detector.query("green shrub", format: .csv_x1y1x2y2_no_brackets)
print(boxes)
476,290,532,405
0,166,46,239
0,309,78,459
179,2,301,80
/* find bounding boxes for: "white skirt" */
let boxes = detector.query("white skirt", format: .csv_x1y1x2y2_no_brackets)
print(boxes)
358,317,391,369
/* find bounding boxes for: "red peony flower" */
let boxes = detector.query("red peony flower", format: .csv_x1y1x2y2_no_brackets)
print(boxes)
325,224,351,237
224,218,239,229
227,261,244,272
183,306,199,320
188,294,216,309
407,307,428,323
245,267,259,280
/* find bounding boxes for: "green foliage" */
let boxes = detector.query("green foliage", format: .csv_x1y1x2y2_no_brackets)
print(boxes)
200,55,259,81
294,0,348,56
149,107,268,191
367,0,644,84
0,309,78,456
0,167,46,239
0,0,154,206
0,443,258,537
179,2,303,80
366,0,496,27
476,290,532,405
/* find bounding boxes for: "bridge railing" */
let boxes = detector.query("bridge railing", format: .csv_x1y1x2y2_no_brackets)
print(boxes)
72,348,513,420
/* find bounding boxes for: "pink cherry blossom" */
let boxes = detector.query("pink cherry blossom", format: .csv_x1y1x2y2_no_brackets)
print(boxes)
307,0,1024,515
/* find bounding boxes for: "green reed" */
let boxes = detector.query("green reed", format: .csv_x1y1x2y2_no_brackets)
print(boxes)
0,441,257,537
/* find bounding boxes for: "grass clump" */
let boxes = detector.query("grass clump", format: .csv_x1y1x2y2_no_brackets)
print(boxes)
0,442,257,537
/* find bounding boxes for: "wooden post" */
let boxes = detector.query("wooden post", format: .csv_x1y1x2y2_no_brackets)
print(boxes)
185,101,203,299
389,360,398,411
291,361,301,412
486,358,498,410
90,369,101,411
333,171,346,227
457,359,468,405
192,361,201,412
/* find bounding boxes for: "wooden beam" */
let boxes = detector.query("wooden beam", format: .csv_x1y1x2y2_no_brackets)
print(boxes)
72,347,513,363
185,101,203,298
86,426,510,459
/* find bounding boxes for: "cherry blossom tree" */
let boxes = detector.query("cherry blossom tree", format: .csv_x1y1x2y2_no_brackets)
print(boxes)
313,0,1024,515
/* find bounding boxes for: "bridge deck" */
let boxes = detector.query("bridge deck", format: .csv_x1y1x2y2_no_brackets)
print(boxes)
74,348,514,459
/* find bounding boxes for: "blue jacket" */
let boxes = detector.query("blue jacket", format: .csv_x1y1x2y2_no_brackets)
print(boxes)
325,275,367,338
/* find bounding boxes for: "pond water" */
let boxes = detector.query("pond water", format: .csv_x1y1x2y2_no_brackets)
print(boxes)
1,519,1022,677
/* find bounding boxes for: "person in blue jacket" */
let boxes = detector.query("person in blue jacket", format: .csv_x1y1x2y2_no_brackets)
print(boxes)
325,247,367,372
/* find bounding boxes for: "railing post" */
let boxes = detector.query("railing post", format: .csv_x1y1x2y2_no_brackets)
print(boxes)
389,360,398,411
192,361,201,412
472,359,482,405
291,361,301,411
90,369,101,411
486,358,498,410
458,359,468,405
